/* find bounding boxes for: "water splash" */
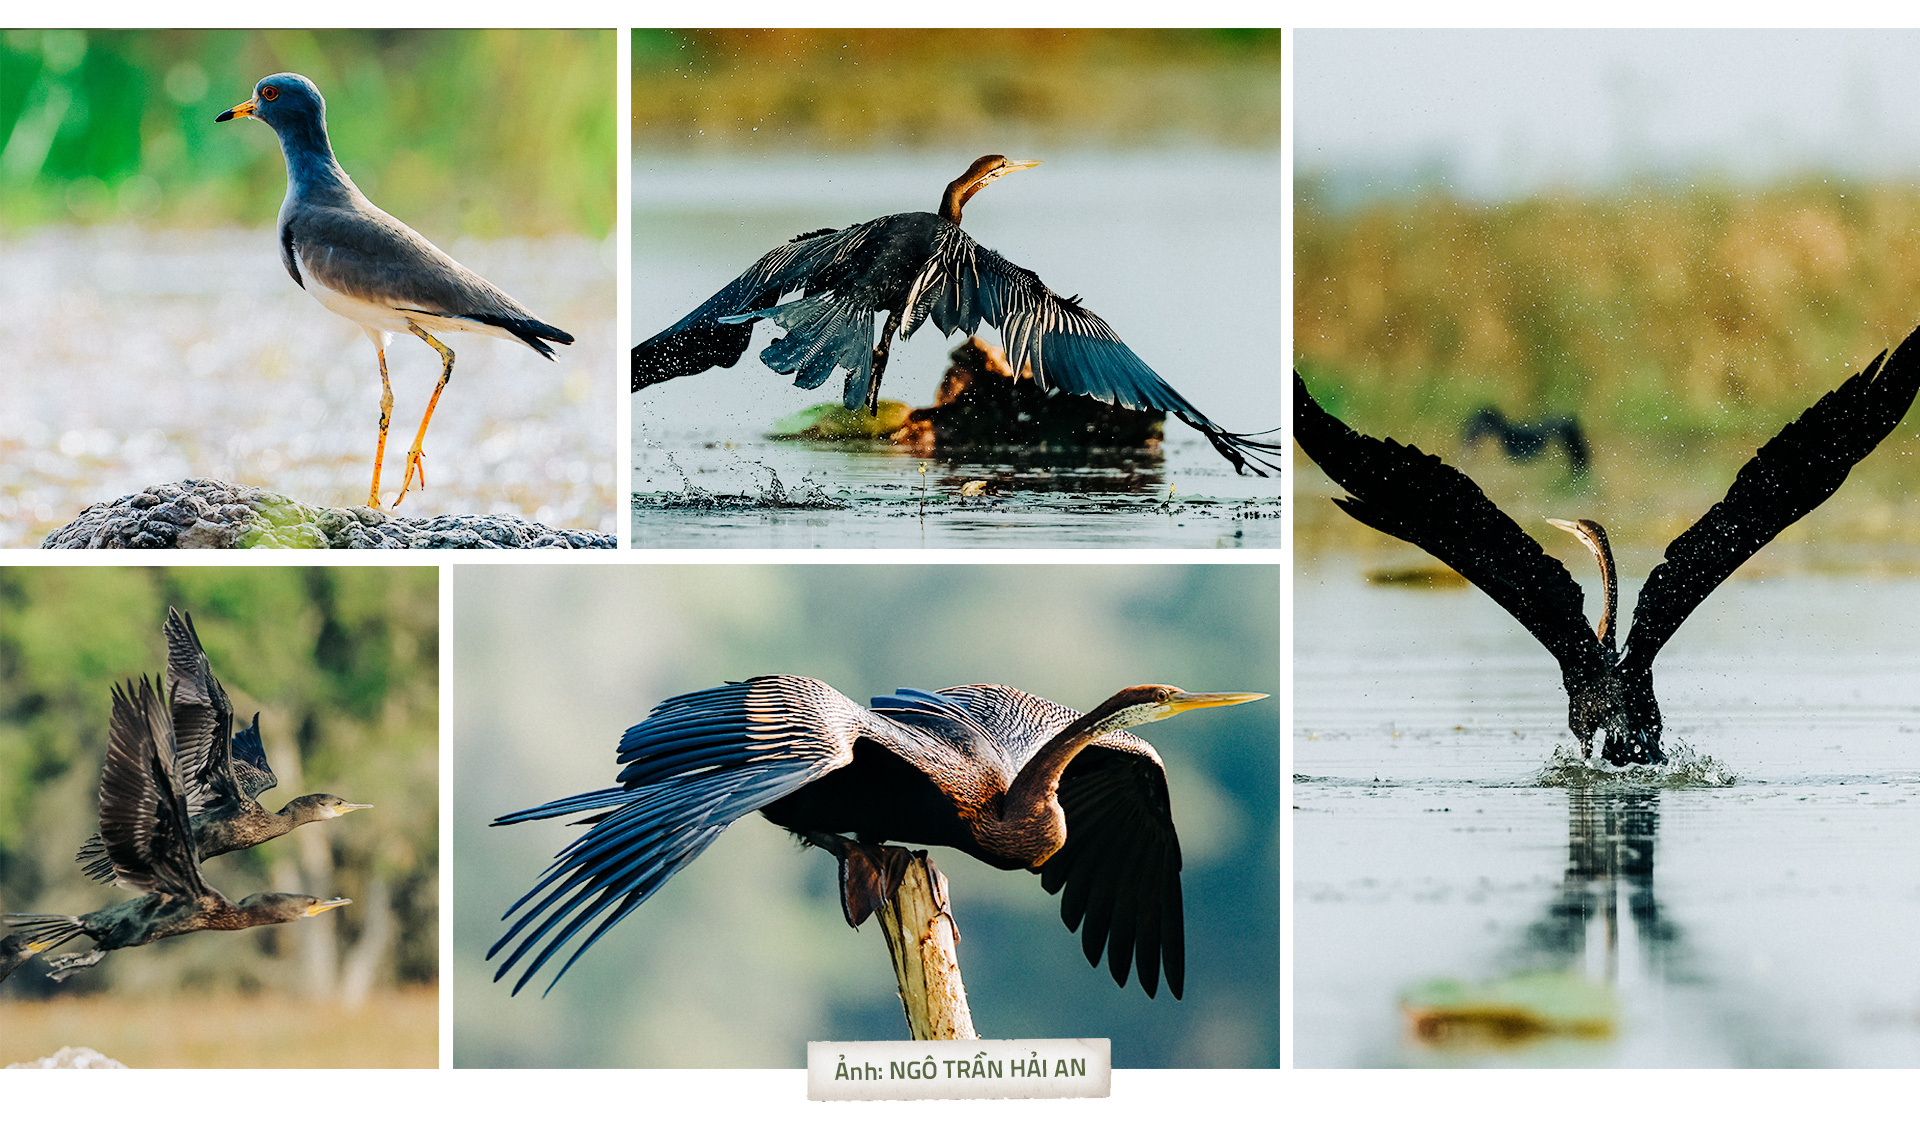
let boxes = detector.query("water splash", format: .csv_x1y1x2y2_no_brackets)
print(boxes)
1535,740,1737,789
646,455,845,511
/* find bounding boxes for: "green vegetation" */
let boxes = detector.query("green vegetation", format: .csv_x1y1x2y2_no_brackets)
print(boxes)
2,29,614,236
633,29,1282,151
0,566,438,1006
1296,179,1920,555
1296,178,1920,436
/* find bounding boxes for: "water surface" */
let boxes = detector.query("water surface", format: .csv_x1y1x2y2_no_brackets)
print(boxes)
1295,559,1920,1067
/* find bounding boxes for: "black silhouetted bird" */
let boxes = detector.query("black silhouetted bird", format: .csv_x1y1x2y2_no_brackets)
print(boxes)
1295,324,1920,764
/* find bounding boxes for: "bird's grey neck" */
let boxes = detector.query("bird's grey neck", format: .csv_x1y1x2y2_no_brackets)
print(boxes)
274,125,353,204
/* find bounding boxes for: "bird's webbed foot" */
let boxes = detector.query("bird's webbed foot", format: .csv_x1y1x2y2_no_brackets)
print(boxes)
802,833,918,929
45,950,106,981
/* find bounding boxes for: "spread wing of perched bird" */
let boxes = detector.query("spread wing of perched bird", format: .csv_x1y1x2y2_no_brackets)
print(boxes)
633,155,1282,475
490,676,1265,998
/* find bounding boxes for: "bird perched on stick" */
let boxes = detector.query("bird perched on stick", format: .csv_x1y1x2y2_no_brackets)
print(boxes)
218,72,573,508
633,155,1282,475
490,676,1265,999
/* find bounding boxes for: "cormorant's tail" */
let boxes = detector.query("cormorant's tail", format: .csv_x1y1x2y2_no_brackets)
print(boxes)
0,916,87,982
1181,420,1285,477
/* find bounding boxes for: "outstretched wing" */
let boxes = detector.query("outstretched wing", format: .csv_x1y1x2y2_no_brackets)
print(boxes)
488,676,920,995
906,228,1282,475
163,608,242,818
98,678,207,899
1294,371,1611,703
227,715,278,800
914,684,1186,999
631,221,894,392
1622,327,1920,672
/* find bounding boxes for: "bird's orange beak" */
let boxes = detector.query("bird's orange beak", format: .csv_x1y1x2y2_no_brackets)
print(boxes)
216,98,257,123
1162,691,1268,715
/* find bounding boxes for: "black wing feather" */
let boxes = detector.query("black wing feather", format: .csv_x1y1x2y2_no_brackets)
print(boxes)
489,677,901,995
631,222,884,392
98,678,207,899
163,608,241,818
1294,370,1611,706
1622,328,1920,673
918,231,1282,475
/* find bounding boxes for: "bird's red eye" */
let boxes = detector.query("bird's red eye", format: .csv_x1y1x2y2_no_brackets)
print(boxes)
261,86,278,101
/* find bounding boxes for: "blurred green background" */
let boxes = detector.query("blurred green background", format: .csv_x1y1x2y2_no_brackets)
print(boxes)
1,28,614,236
632,29,1282,151
454,564,1278,1068
0,565,437,1067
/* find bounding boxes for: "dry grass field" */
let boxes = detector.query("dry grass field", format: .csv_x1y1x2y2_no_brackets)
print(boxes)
0,986,437,1068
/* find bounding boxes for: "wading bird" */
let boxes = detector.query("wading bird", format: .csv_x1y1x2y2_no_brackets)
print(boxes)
632,155,1283,475
1294,326,1920,764
74,608,370,883
218,73,573,508
1,679,349,983
490,677,1266,998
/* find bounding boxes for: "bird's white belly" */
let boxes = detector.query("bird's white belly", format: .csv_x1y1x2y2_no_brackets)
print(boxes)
307,276,518,344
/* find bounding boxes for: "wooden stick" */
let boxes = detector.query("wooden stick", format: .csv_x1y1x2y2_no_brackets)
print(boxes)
875,850,976,1040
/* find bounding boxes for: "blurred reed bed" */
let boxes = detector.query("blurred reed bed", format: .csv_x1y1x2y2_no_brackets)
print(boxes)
632,29,1282,151
1,29,614,237
1296,179,1920,553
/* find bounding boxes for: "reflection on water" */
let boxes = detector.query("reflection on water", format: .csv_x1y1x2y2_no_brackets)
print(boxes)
1296,558,1920,1067
631,152,1282,548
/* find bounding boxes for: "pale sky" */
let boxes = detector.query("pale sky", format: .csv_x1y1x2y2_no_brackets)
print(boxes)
1295,29,1920,200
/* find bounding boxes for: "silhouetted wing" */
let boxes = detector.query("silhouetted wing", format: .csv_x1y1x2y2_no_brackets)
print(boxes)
1295,371,1611,698
631,221,891,392
228,715,277,800
488,676,930,995
909,228,1281,475
920,684,1184,999
98,678,207,898
164,608,240,818
1622,328,1920,671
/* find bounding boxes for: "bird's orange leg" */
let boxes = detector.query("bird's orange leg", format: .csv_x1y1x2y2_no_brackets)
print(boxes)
367,344,394,509
394,323,454,507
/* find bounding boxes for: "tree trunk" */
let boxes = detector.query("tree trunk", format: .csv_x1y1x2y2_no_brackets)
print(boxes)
875,850,976,1040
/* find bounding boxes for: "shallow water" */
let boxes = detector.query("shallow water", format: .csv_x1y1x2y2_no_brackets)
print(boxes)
630,152,1283,548
1294,558,1920,1067
1,226,619,546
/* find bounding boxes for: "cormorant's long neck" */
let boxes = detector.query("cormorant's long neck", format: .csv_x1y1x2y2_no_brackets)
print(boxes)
938,173,980,225
1552,518,1618,655
983,693,1138,864
1588,522,1617,654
